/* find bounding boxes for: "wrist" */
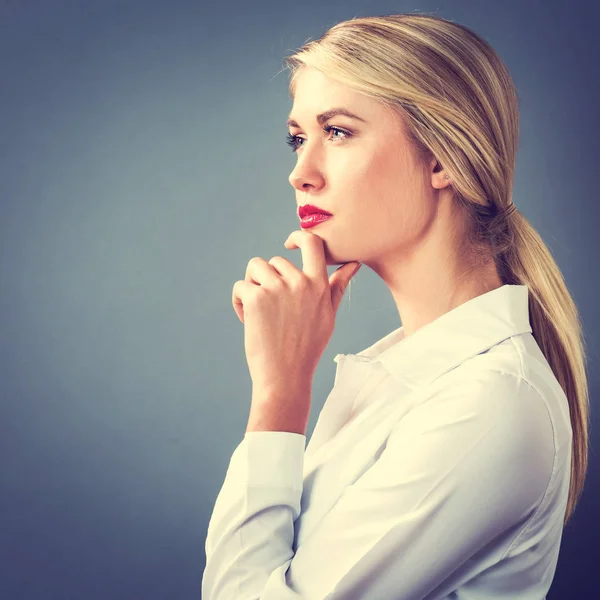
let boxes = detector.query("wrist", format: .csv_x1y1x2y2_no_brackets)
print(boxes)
246,387,311,434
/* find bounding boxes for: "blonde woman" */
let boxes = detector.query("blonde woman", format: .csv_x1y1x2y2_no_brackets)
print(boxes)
203,13,589,599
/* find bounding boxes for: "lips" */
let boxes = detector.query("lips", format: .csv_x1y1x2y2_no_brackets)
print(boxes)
298,204,332,219
300,213,332,229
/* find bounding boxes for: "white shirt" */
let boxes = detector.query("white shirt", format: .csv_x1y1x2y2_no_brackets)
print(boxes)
202,284,572,599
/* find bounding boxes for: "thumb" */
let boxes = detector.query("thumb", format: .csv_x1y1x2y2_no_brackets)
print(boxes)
329,262,361,313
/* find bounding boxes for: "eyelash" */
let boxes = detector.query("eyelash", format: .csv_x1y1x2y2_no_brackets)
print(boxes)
285,125,351,152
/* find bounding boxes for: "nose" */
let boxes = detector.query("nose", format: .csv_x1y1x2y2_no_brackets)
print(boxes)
288,156,325,193
289,171,313,192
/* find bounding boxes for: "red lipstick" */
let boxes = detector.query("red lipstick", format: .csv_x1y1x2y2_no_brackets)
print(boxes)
298,204,332,219
300,214,333,228
298,204,333,229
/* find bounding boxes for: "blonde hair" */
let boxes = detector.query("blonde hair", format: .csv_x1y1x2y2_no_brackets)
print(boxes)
283,12,589,527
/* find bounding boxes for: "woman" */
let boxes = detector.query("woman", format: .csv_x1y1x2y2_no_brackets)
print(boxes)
202,13,589,599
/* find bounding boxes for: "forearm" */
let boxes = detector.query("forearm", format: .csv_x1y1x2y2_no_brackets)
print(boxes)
246,388,311,435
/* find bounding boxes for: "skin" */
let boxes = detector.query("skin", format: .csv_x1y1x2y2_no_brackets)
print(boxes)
287,66,504,338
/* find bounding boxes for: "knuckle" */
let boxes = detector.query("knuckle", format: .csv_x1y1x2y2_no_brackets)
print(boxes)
314,279,328,293
247,287,262,303
293,274,309,289
270,276,285,289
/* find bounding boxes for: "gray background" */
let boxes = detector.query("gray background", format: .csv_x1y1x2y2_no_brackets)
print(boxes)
1,0,597,598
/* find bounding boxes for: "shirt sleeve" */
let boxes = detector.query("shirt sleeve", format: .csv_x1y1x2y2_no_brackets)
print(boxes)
202,370,555,599
202,431,307,599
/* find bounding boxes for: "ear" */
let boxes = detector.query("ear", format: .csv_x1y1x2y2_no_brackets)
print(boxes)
431,160,452,189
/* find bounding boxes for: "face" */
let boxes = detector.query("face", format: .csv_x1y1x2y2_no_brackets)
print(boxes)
287,67,443,275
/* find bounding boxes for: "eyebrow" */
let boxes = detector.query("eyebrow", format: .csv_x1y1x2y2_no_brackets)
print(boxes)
286,107,367,128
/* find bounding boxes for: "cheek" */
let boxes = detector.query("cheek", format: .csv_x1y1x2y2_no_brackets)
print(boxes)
358,143,407,191
335,141,418,223
337,155,393,207
351,152,408,216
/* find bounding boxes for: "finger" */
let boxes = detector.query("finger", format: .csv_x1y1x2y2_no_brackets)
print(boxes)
329,261,361,313
267,256,301,281
283,230,327,282
231,279,257,324
245,256,282,288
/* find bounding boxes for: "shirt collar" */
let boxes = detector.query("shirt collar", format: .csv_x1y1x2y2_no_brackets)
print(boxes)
334,284,532,389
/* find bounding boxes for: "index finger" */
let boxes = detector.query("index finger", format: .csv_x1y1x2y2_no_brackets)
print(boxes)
284,230,328,281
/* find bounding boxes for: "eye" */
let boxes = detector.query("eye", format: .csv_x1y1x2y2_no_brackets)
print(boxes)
285,125,351,153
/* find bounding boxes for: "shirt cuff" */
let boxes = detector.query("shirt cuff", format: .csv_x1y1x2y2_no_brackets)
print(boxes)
223,431,306,491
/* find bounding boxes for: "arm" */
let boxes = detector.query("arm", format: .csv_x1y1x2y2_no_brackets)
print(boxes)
202,431,306,599
202,370,554,599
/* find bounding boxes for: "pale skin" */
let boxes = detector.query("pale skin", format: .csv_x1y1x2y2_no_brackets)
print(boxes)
241,66,504,434
286,66,503,338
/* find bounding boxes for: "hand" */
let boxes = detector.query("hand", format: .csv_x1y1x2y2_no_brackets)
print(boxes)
232,230,361,396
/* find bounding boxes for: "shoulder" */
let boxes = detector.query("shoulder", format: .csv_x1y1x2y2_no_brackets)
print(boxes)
422,366,556,490
426,363,553,443
424,331,554,434
384,366,556,528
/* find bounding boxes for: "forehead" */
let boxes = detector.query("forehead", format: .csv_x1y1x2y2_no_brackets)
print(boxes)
289,67,389,121
292,67,356,98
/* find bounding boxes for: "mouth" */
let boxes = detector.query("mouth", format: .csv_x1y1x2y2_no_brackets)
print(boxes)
299,213,333,229
298,204,333,219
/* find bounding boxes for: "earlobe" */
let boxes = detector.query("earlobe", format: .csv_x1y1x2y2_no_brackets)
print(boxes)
432,170,452,189
431,160,451,188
